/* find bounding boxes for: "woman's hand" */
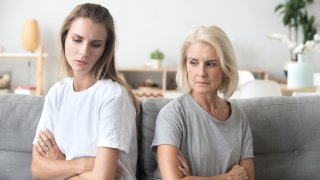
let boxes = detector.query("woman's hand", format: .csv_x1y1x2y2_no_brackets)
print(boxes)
36,128,65,160
177,151,190,177
226,164,248,180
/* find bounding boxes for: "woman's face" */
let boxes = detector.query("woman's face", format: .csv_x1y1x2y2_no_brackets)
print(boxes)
186,41,224,95
65,17,106,76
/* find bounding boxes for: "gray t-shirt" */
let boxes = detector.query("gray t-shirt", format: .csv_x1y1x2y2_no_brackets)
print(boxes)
151,94,253,178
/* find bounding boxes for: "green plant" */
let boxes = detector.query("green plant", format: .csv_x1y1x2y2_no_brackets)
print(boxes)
300,12,317,43
150,49,164,60
275,0,317,43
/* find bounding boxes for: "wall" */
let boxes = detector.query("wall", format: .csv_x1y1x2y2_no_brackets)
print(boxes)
0,0,319,93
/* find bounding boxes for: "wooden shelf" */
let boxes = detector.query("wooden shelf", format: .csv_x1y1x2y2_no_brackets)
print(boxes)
118,67,179,99
0,52,48,59
0,47,47,95
279,83,318,96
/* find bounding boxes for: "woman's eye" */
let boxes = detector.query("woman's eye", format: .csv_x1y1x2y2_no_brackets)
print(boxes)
92,43,102,48
72,38,81,43
207,61,217,67
190,60,198,65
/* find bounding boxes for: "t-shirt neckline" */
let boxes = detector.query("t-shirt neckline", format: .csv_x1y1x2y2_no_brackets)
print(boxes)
185,94,233,125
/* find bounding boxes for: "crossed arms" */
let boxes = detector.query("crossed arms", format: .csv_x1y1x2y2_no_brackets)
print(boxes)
31,129,119,180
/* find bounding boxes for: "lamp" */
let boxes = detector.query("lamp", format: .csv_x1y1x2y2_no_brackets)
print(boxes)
19,19,43,95
21,19,40,52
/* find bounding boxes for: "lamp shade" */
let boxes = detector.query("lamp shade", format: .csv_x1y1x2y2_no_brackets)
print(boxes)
21,19,40,52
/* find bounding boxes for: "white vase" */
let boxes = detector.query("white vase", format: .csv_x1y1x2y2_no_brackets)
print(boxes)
287,53,314,88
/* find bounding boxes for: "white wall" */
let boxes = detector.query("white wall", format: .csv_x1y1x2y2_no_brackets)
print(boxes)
0,0,319,93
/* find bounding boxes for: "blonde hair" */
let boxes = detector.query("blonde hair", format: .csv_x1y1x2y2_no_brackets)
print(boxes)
176,26,239,99
58,3,139,115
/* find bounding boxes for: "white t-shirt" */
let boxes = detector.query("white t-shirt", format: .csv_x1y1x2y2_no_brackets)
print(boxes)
33,78,137,180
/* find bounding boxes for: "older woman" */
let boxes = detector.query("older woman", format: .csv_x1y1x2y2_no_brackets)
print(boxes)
151,26,254,180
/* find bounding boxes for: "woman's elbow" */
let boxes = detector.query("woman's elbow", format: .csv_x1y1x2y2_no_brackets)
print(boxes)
31,163,41,180
31,161,46,180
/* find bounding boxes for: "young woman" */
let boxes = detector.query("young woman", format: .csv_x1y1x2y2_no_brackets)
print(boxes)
31,3,139,180
151,26,254,180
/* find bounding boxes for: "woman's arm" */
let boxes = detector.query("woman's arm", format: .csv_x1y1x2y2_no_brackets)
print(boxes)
31,130,94,179
31,146,94,180
68,147,119,180
239,159,254,180
157,145,249,180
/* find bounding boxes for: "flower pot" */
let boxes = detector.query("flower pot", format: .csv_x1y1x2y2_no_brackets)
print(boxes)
152,60,162,69
287,53,314,88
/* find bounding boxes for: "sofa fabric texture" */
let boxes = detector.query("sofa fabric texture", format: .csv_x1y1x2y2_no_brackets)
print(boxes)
0,94,320,180
0,95,44,180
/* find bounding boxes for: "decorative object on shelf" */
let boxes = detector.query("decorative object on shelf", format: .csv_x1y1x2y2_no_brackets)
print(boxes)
14,85,36,95
150,49,164,69
21,19,40,52
0,73,10,89
268,33,320,54
0,51,47,96
140,79,159,88
287,53,314,88
269,33,320,78
272,0,317,62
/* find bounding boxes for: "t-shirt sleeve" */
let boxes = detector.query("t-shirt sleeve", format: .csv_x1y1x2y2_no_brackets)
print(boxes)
97,94,135,154
151,104,183,153
240,114,254,160
32,86,56,145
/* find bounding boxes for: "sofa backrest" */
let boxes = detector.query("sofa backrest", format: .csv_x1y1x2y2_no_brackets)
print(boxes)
0,94,44,180
1,94,320,180
138,96,320,180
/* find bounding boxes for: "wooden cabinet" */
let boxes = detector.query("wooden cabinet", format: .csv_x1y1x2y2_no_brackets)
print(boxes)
0,47,47,95
118,67,181,99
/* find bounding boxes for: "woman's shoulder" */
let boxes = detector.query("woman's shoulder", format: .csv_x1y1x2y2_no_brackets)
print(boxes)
229,100,248,122
46,78,71,96
96,79,129,98
159,94,191,114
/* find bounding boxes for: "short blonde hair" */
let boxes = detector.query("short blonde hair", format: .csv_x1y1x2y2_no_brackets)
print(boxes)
176,26,239,99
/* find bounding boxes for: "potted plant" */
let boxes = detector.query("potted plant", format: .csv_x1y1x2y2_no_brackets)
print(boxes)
274,0,317,61
150,49,164,69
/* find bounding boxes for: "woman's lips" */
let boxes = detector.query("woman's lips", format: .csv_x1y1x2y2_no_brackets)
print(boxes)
74,60,88,66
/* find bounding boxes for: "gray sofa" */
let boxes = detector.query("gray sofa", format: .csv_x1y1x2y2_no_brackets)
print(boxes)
1,94,320,180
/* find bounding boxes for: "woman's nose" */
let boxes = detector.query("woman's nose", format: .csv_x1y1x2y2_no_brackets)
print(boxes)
198,64,207,77
79,44,89,57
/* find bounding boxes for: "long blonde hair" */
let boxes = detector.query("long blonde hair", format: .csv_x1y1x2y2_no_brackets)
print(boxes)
58,3,140,115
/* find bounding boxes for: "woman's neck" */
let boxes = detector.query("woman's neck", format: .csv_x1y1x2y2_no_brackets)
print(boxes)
72,74,97,92
190,91,230,121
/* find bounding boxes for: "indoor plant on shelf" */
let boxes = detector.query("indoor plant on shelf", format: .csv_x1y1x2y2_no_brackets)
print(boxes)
269,33,320,88
268,0,319,88
150,49,164,69
272,0,317,61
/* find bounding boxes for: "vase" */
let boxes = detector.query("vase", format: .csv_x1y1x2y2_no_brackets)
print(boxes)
287,53,314,88
151,60,162,69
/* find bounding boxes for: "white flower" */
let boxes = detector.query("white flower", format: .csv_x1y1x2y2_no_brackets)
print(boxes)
268,33,320,54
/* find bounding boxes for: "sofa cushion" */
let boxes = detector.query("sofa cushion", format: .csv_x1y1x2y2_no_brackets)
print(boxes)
0,94,44,180
235,96,320,180
138,98,171,180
